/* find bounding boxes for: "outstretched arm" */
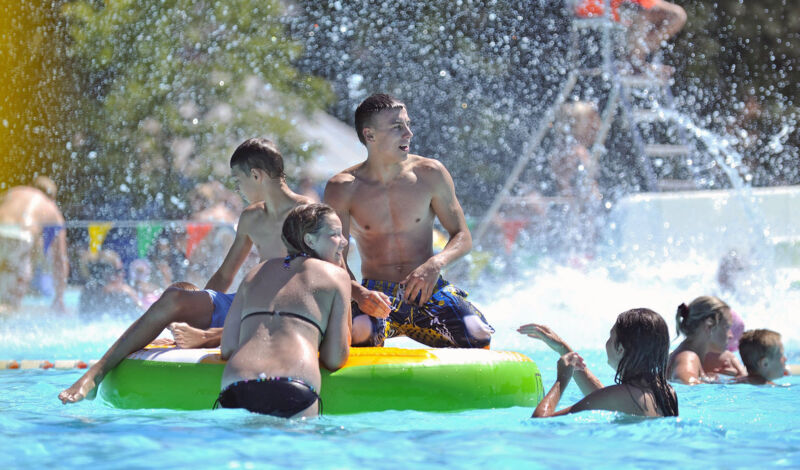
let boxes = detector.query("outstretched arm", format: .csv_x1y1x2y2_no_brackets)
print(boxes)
204,214,254,292
519,323,603,395
670,352,704,385
403,161,471,305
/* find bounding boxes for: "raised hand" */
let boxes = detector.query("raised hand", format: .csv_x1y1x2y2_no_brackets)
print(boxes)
517,323,572,355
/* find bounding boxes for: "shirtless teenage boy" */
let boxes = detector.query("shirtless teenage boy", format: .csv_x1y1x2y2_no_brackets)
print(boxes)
59,138,314,403
324,94,493,348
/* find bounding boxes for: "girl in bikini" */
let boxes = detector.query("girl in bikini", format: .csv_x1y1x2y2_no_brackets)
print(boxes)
519,308,678,417
217,203,352,418
667,296,733,384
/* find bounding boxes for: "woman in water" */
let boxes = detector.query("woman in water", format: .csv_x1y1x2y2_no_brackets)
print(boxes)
218,203,351,418
668,296,733,384
519,308,678,417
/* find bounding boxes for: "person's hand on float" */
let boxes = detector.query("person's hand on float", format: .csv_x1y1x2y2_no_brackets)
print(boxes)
518,323,572,355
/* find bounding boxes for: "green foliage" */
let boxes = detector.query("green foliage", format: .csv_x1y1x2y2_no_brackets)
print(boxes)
62,0,333,216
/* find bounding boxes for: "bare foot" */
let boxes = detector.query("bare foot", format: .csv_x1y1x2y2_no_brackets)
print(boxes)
58,374,99,404
150,337,176,347
168,322,208,348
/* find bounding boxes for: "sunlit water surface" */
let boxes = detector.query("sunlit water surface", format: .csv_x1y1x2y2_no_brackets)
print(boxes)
2,259,798,469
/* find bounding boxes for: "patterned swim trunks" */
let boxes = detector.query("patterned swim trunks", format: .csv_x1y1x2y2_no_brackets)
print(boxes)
351,277,494,348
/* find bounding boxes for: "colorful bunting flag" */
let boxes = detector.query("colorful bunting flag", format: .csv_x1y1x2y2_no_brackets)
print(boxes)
185,223,213,258
136,223,163,258
88,223,113,255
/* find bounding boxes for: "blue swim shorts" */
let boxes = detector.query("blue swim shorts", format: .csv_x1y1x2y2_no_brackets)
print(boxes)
205,290,236,328
351,277,494,348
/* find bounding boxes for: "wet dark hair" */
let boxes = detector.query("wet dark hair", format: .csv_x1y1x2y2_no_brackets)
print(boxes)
281,203,337,258
675,296,731,337
613,308,679,417
354,93,405,145
229,138,285,180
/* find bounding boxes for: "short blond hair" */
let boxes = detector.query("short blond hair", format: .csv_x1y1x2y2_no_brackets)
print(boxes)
739,329,782,374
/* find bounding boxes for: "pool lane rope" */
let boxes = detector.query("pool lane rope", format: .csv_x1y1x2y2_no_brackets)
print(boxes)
3,358,798,377
1,360,97,370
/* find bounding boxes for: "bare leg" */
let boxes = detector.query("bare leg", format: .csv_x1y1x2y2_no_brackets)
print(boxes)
351,315,373,345
58,286,213,404
168,322,223,348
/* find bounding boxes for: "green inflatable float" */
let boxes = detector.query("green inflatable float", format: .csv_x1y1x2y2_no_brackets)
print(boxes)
99,345,544,414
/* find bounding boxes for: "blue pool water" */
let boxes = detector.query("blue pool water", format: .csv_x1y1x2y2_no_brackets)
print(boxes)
2,263,799,469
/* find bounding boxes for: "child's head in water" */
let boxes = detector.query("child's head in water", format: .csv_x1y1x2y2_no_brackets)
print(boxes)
739,329,786,382
675,296,733,354
609,308,670,381
607,308,678,417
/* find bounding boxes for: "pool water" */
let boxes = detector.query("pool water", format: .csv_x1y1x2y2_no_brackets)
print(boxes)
2,263,799,469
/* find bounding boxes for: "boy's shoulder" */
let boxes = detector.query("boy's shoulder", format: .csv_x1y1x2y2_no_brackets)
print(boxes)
327,163,363,185
236,201,269,228
239,200,267,218
325,165,363,203
408,154,447,172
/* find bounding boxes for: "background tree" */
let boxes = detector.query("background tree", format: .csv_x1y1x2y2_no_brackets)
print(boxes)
59,0,333,218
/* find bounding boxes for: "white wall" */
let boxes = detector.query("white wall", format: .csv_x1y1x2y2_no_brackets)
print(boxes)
607,186,800,265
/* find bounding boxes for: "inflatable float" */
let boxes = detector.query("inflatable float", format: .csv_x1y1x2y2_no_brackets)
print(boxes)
99,346,544,414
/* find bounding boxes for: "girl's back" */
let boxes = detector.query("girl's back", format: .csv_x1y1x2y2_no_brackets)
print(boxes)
222,257,345,391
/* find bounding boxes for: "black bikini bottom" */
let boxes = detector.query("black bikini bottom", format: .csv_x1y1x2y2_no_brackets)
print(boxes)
214,376,322,418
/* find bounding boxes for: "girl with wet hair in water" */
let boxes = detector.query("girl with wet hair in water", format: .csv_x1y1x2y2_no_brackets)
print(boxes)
519,308,678,417
667,296,733,384
217,203,351,418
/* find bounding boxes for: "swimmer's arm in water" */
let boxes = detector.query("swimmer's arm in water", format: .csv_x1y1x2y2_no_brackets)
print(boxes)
319,268,352,371
324,176,391,319
553,385,643,416
726,352,748,378
519,323,602,394
402,161,471,305
670,351,704,385
572,366,605,396
533,352,583,417
204,209,255,292
535,359,637,417
220,290,245,360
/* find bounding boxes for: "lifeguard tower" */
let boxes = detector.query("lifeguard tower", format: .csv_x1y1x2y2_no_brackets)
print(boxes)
473,0,745,247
